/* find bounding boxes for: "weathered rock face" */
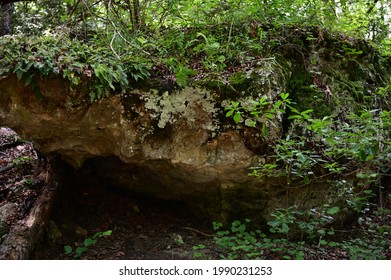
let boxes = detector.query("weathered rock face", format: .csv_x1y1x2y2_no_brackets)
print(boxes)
0,74,269,220
0,48,384,222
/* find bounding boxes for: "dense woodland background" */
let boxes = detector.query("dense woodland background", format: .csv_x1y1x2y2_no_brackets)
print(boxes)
1,0,391,99
1,0,391,41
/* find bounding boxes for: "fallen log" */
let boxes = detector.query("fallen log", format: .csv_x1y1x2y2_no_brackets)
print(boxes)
0,161,58,260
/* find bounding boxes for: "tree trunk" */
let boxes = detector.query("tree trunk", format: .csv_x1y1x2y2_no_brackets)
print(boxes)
1,3,13,35
132,0,140,31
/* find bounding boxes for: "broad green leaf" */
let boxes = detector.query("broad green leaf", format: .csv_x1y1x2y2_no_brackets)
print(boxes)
282,223,289,233
319,239,328,245
75,247,88,256
226,109,235,117
84,238,97,247
326,207,340,215
274,100,282,109
233,112,241,123
248,119,256,127
100,230,112,236
64,245,72,254
288,115,303,120
317,229,326,235
231,101,240,108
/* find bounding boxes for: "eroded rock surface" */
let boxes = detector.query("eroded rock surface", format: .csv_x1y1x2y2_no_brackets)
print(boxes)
0,49,381,222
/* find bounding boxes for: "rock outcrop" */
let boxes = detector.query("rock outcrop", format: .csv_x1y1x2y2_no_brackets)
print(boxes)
0,45,388,222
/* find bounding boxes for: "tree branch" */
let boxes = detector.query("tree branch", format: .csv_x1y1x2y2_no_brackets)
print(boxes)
367,0,379,15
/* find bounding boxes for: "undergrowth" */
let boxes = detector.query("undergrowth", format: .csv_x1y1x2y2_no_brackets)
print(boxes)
191,88,391,260
64,229,112,259
1,22,387,102
193,194,391,260
0,34,150,101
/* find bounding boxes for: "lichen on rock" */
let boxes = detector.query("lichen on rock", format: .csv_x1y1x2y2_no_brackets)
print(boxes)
142,87,219,131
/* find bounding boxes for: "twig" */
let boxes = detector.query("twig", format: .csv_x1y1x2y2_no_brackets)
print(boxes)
108,20,151,56
183,227,215,237
110,31,121,60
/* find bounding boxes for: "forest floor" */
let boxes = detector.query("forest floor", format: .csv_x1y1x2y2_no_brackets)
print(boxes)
1,127,390,260
32,176,216,260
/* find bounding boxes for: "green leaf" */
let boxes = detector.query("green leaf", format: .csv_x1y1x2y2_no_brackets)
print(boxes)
231,101,240,108
75,247,88,257
259,96,268,105
264,112,274,119
273,100,282,110
359,149,367,161
282,223,289,233
295,251,305,260
15,69,24,80
319,239,328,245
300,109,314,119
280,92,290,100
261,123,269,137
101,230,112,236
317,229,326,235
175,65,194,87
248,119,256,127
84,238,97,247
213,222,223,230
356,173,367,179
89,91,96,102
327,207,340,215
209,42,220,49
193,244,205,250
226,109,235,117
64,245,72,254
363,190,373,195
233,112,241,123
288,115,303,120
24,74,34,86
301,109,314,115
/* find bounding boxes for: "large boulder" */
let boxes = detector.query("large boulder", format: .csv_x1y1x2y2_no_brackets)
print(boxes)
0,46,386,222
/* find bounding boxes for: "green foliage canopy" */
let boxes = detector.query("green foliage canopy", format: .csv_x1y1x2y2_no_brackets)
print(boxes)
1,0,390,99
3,1,391,46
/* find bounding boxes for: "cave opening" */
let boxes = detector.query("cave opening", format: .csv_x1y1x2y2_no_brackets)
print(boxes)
31,157,214,260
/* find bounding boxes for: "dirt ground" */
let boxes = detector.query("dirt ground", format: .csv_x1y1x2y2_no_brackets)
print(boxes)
32,175,216,260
